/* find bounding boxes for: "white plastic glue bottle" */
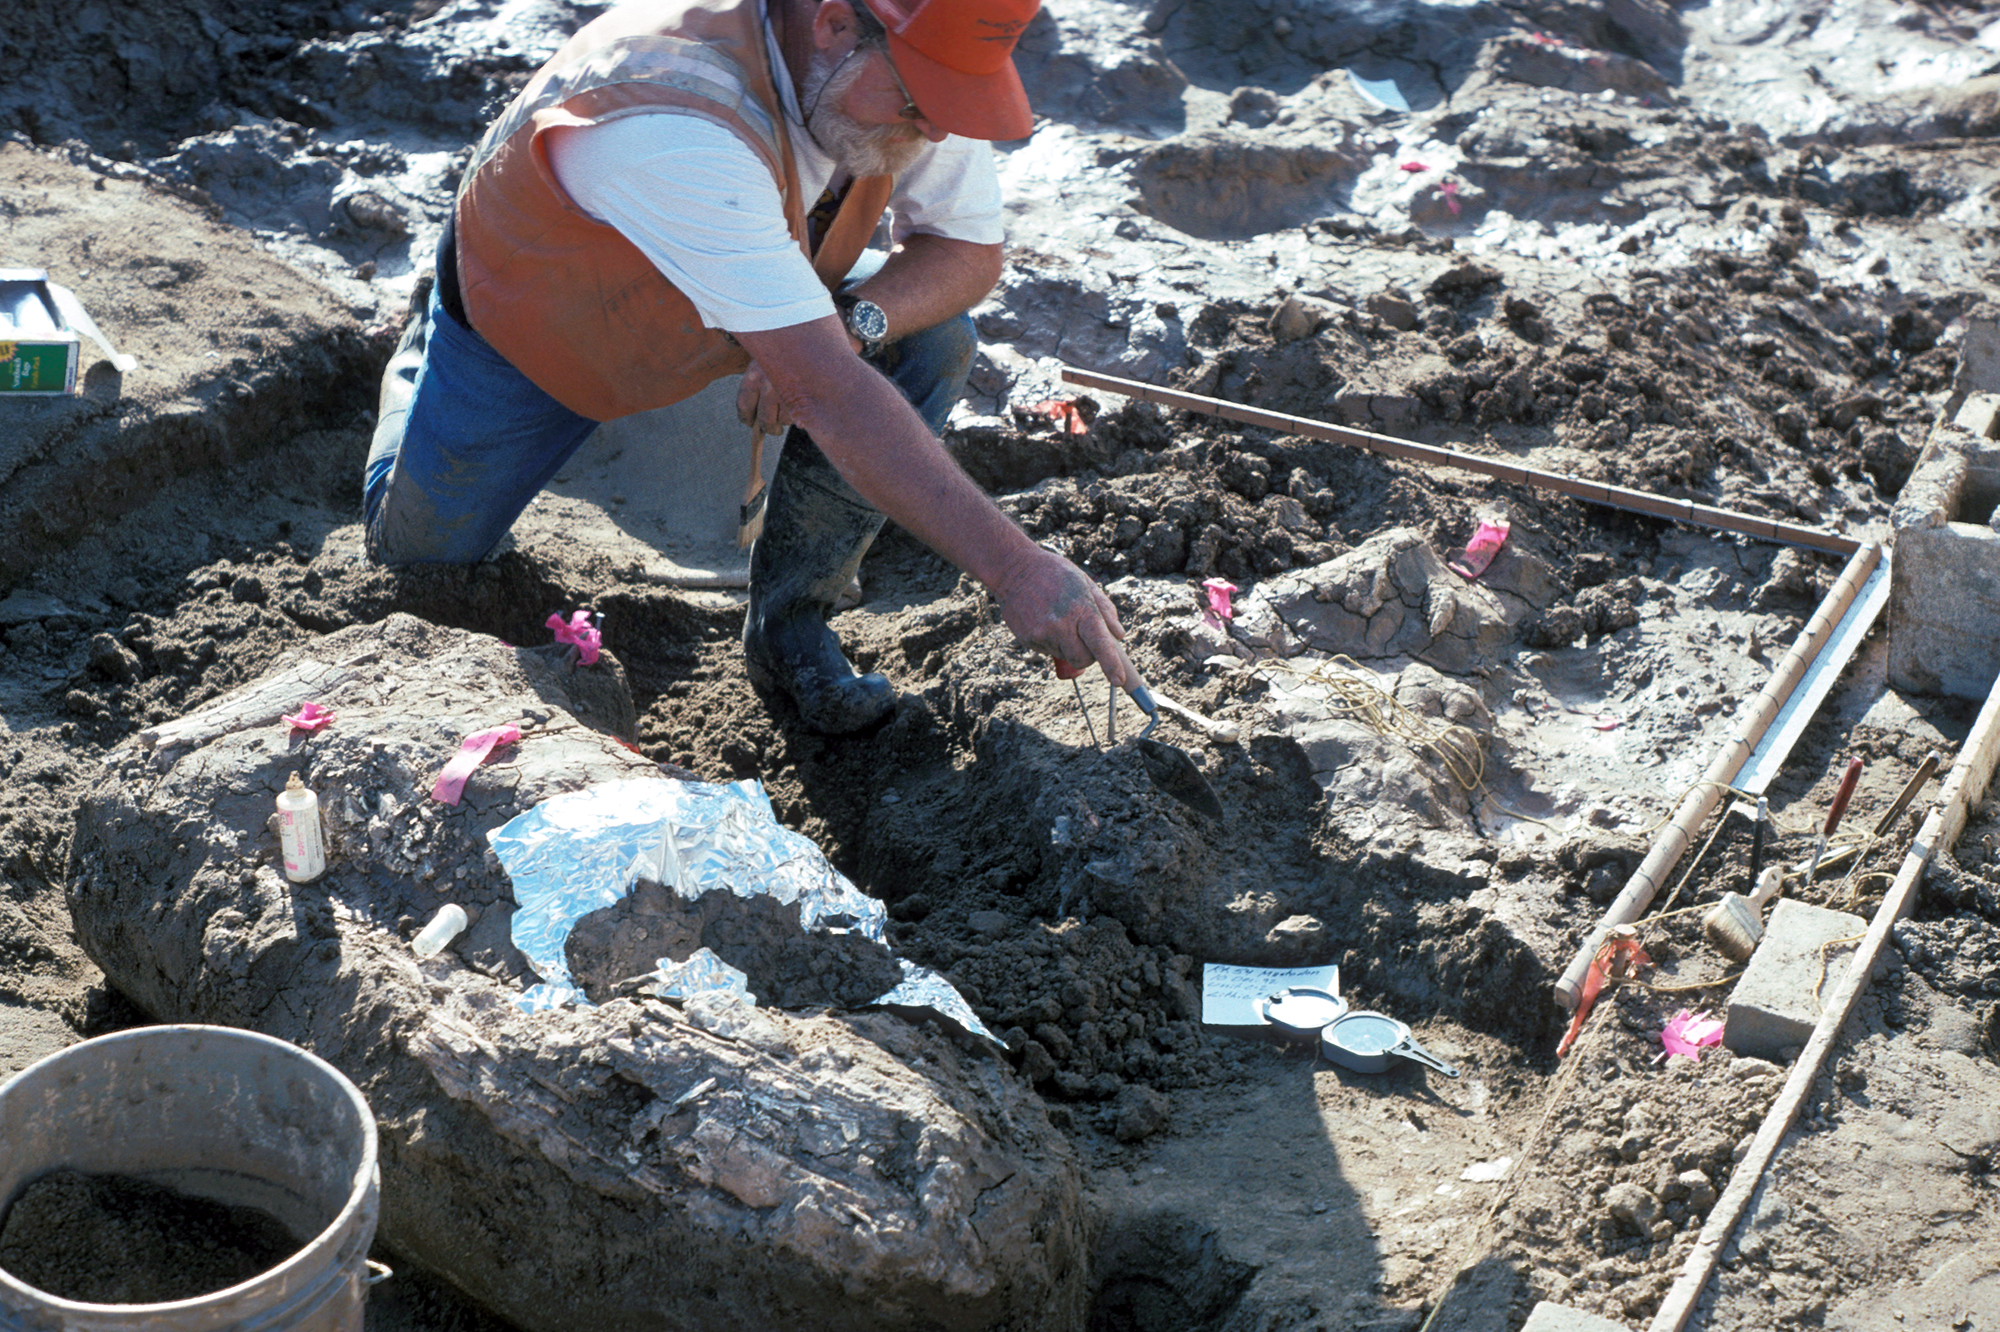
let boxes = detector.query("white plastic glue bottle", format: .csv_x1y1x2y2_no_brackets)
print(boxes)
276,771,326,884
411,904,470,959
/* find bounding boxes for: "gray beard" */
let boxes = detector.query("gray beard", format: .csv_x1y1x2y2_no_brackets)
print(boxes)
801,46,927,178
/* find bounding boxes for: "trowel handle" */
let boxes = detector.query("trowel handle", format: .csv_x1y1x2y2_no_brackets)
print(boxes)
1395,1038,1461,1079
1824,756,1863,837
1872,750,1940,837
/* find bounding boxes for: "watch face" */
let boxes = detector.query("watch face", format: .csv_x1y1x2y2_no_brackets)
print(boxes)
848,300,889,343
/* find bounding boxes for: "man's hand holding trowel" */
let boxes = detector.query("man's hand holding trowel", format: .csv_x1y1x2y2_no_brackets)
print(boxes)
1003,551,1225,820
986,541,1138,693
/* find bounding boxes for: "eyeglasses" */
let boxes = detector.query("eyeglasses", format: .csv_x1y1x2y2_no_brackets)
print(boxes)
877,48,922,121
808,43,923,127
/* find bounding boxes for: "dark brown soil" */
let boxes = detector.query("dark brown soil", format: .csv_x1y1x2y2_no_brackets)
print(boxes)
0,1169,301,1304
566,878,909,1008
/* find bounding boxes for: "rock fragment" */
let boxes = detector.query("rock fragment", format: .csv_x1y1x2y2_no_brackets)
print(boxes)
1603,1182,1659,1232
1268,293,1335,342
1113,1084,1171,1142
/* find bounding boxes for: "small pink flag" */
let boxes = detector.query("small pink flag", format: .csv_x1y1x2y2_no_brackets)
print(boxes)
1661,1010,1724,1060
1399,161,1428,173
547,610,601,666
1441,180,1462,216
1201,578,1237,628
1448,519,1510,580
431,725,522,805
1027,399,1090,435
282,702,336,733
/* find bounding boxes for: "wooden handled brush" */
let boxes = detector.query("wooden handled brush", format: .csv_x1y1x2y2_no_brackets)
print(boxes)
1702,863,1786,963
738,427,768,548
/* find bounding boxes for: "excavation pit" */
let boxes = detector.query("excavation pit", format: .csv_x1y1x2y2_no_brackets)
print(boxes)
6,2,2000,1331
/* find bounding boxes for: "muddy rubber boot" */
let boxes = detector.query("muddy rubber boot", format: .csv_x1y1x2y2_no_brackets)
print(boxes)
742,429,896,733
362,300,429,561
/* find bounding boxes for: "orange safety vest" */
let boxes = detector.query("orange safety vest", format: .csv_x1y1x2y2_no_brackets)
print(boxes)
454,0,891,422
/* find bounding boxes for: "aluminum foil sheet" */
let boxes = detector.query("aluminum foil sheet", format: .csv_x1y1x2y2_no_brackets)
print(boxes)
491,776,994,1041
650,948,749,1002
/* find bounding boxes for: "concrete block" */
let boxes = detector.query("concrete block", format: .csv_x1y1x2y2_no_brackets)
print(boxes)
1888,429,2000,701
1520,1301,1634,1332
1954,391,2000,440
1955,309,2000,396
1724,899,1866,1062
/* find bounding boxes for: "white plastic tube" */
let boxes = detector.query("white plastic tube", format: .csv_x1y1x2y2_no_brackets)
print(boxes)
276,772,325,884
411,904,469,959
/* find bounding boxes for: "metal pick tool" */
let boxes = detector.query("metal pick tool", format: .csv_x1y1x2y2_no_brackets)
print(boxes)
1068,675,1099,747
1255,984,1349,1040
1320,1011,1461,1078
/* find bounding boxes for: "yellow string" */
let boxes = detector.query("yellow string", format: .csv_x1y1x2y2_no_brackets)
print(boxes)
1812,930,1871,1010
1639,902,1709,925
1415,1009,1595,1332
1245,656,1888,887
1252,654,1486,791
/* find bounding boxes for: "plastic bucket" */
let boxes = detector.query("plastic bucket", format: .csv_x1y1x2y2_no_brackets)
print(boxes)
0,1025,380,1332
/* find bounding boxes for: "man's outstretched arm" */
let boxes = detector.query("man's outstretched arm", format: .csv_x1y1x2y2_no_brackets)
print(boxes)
735,315,1135,688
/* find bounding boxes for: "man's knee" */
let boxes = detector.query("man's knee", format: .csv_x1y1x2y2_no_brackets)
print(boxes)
884,312,977,431
362,315,431,537
899,310,977,377
365,487,497,566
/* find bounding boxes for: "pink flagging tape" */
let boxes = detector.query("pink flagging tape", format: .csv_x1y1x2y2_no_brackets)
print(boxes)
282,702,336,733
1448,519,1510,580
431,725,522,804
1201,578,1237,628
547,610,601,665
1660,1010,1723,1060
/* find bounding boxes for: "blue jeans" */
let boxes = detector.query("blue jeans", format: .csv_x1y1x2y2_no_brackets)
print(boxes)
363,251,977,564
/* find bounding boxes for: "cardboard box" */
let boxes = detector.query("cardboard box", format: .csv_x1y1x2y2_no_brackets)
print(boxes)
0,269,80,396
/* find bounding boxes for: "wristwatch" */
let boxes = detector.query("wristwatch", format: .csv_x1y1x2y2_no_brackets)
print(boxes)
834,292,889,358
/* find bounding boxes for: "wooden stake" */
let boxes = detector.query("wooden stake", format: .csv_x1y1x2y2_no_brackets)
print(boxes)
1648,672,2000,1332
1060,365,1863,555
1554,541,1884,1009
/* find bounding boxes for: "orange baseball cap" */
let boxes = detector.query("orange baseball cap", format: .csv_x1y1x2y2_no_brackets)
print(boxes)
865,0,1042,141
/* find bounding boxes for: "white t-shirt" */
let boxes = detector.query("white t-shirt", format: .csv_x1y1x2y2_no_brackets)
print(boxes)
542,7,1003,335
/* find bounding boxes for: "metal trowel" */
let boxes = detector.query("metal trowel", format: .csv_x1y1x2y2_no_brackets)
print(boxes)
1125,683,1224,820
